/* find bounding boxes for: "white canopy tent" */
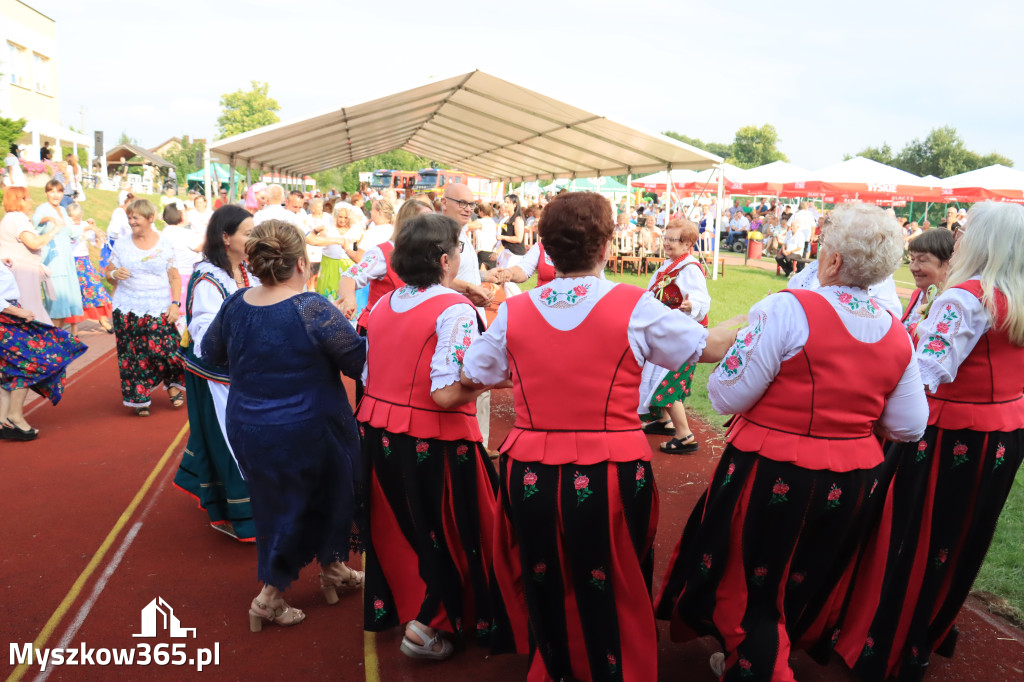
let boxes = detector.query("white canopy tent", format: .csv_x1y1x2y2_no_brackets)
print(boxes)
939,164,1024,191
210,69,727,276
738,160,810,185
809,156,925,184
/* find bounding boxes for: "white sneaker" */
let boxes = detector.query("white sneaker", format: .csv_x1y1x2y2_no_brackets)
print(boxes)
709,652,726,678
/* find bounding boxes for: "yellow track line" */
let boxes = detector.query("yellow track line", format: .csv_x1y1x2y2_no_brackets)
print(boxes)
6,421,190,682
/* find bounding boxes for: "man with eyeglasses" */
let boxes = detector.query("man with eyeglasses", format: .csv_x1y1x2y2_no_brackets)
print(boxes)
214,187,229,209
441,183,497,453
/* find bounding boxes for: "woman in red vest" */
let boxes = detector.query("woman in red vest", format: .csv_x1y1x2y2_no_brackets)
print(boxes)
830,203,1024,682
461,192,741,682
639,218,710,454
357,213,512,661
336,197,432,333
656,204,929,682
901,228,955,340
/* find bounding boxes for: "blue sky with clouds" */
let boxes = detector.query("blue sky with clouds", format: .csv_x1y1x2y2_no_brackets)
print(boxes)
34,0,1023,172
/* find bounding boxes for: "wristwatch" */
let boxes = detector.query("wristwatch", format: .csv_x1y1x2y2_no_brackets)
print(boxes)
171,300,181,306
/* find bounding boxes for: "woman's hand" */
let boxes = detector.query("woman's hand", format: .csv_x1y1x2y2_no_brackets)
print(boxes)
335,294,358,320
8,306,35,322
109,267,131,281
1,258,12,268
165,302,180,325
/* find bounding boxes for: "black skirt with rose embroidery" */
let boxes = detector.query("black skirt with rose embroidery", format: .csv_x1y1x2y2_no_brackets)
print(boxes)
827,425,1024,682
493,455,659,682
655,446,885,682
360,424,514,652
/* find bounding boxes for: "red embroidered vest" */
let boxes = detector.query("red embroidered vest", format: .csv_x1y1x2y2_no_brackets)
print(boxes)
356,242,405,332
356,291,481,442
901,287,925,339
727,289,911,471
648,255,709,327
501,284,650,464
535,242,556,289
927,280,1024,430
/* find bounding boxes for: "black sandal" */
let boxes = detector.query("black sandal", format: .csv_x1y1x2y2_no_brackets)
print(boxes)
659,434,699,454
642,420,675,436
169,390,185,408
1,421,39,441
135,406,151,417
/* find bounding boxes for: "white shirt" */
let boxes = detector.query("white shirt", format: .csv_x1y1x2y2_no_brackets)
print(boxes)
343,243,388,288
788,260,903,317
0,261,21,308
781,230,806,255
357,223,393,252
474,217,498,252
914,276,993,392
70,221,99,258
362,284,480,392
4,153,26,187
462,277,708,386
160,224,202,272
645,255,710,323
456,227,481,287
253,204,303,228
109,234,175,316
790,209,816,242
186,208,213,235
188,261,260,356
107,207,131,243
708,287,928,443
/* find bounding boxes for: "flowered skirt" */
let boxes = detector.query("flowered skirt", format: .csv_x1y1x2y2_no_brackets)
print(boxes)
639,361,696,422
65,256,112,323
0,309,87,404
112,310,185,407
655,447,885,682
829,426,1024,682
494,455,658,682
361,425,513,652
314,255,354,301
173,373,255,542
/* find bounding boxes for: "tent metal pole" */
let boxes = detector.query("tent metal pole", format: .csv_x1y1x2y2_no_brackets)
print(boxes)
713,165,724,281
203,148,212,207
228,155,237,203
626,172,632,214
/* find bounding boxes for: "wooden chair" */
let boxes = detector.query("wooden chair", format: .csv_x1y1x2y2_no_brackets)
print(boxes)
644,256,666,274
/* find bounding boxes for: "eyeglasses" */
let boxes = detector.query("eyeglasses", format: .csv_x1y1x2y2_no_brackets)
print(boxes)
663,237,683,243
446,198,477,211
458,240,466,253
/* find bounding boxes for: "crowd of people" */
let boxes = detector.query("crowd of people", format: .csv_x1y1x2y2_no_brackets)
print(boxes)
1,171,1021,682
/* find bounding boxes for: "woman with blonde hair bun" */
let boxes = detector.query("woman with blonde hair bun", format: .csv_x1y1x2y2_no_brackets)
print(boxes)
830,201,1024,681
201,219,367,631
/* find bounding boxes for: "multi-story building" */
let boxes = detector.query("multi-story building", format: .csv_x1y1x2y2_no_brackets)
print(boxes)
0,0,90,163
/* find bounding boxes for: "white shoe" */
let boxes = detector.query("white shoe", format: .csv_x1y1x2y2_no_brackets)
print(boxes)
709,652,725,678
400,622,454,661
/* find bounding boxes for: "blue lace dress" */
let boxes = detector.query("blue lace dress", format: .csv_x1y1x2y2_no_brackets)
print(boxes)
201,291,366,589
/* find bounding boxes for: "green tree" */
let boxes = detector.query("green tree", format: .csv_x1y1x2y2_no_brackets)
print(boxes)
162,136,207,189
118,131,138,146
0,116,26,157
217,81,281,138
730,124,788,169
311,150,440,193
848,127,1014,178
662,130,733,160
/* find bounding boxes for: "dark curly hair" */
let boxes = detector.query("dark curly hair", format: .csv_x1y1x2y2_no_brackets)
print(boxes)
246,219,307,284
391,213,461,288
538,192,613,273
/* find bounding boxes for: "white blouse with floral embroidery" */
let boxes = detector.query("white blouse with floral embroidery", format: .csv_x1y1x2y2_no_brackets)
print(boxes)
644,254,711,322
788,259,903,317
708,286,928,443
360,284,479,392
341,242,388,288
914,276,992,393
462,276,708,386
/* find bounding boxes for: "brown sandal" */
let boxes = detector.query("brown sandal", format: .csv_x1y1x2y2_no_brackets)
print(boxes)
249,598,305,632
319,564,365,604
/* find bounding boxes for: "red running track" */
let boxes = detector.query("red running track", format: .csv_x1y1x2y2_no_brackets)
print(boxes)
1,353,1021,681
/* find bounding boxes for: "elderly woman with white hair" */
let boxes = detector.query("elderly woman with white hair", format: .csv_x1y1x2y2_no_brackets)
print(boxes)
310,202,364,300
830,202,1024,682
656,203,929,681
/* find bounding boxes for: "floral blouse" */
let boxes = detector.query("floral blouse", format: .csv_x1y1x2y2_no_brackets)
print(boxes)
360,284,480,392
109,234,175,317
342,242,388,288
788,259,903,317
708,286,927,443
914,276,992,393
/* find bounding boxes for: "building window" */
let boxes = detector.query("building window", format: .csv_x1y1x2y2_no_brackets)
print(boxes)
33,53,51,94
7,42,28,87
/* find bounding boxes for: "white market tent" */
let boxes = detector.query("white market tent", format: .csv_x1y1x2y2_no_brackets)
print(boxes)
739,160,810,185
939,164,1024,191
209,70,722,183
631,169,700,190
809,156,925,184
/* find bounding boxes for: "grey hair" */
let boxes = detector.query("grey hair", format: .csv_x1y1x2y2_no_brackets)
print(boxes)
825,203,903,289
67,202,84,218
265,183,285,204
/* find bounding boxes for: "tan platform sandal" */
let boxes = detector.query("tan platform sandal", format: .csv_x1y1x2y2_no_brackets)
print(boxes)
319,563,364,605
248,597,305,632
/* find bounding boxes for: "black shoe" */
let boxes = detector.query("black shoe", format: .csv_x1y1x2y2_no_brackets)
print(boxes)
642,421,675,436
935,626,959,658
1,421,38,441
659,435,699,454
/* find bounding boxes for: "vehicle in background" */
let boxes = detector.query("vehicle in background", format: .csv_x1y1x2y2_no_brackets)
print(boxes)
369,169,417,192
414,168,493,201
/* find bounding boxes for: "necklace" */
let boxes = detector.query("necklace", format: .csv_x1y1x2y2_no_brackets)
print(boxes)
234,264,250,288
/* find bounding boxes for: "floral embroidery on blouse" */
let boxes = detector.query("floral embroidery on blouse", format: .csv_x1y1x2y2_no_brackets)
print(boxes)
345,249,379,278
396,285,427,298
538,283,591,309
833,290,878,317
717,311,766,385
920,303,962,360
448,318,474,367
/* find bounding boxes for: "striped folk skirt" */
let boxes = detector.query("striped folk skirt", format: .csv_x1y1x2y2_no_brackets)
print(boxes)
494,455,659,682
361,424,513,652
656,447,885,682
829,426,1024,682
